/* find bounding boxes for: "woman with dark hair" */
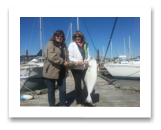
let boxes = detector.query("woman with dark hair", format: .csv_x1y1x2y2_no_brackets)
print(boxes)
68,31,91,107
43,30,79,106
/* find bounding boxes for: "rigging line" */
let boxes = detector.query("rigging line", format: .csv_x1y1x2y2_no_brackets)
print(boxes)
133,17,136,57
48,17,54,33
104,17,118,60
125,39,130,54
70,17,73,25
114,71,140,81
43,32,45,55
66,18,73,45
28,17,36,55
42,18,46,55
112,43,120,56
41,18,43,53
35,29,40,55
82,17,97,53
66,23,71,42
130,39,134,58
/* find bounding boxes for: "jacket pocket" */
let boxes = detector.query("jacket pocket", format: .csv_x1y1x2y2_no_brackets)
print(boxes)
43,61,50,73
50,66,56,73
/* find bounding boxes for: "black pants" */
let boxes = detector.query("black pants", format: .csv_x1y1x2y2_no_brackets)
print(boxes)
71,69,88,105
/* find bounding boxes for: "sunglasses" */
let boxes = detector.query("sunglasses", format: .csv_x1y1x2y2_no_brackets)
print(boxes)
56,35,63,38
74,36,82,38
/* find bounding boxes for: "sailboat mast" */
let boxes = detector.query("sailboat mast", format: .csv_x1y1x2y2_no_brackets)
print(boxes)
124,38,126,55
103,46,104,57
71,23,72,43
40,17,42,56
77,17,79,31
111,41,112,59
129,36,131,59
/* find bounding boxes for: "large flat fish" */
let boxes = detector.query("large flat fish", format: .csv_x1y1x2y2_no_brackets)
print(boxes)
84,59,97,104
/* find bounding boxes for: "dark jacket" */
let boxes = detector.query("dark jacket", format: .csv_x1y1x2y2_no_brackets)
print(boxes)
43,41,75,79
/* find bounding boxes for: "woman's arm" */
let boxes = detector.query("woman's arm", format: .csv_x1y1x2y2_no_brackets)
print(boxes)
85,47,91,62
68,43,78,62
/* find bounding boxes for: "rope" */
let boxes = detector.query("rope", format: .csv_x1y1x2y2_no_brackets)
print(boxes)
125,39,130,55
82,18,97,53
66,23,71,42
66,18,73,46
111,43,120,57
20,65,42,97
42,18,46,55
104,17,118,60
114,71,140,81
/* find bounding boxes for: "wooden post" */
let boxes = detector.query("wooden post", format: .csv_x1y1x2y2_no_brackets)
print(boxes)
97,50,99,61
26,50,28,62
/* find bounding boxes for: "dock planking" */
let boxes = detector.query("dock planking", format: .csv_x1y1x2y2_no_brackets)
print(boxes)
20,71,140,107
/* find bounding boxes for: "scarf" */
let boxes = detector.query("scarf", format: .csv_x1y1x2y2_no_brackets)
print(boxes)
76,42,84,47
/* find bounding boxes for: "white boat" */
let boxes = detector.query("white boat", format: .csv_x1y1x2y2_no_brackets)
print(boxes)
20,17,46,91
20,57,45,91
103,36,140,79
20,58,43,78
104,63,140,79
118,55,140,65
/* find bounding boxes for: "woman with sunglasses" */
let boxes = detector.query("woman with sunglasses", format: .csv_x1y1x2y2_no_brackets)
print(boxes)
43,30,80,106
68,31,91,107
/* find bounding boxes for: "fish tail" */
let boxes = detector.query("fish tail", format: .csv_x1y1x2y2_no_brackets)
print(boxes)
85,95,93,104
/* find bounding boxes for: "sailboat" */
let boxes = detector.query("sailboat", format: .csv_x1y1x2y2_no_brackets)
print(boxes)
104,37,140,79
104,63,140,79
20,17,46,91
121,37,140,65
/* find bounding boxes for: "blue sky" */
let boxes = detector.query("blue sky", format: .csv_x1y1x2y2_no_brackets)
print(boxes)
20,17,140,58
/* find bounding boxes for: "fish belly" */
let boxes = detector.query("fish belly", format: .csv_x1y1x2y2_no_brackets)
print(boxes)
84,59,97,103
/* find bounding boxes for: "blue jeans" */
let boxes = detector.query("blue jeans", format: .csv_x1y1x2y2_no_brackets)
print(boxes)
45,75,66,106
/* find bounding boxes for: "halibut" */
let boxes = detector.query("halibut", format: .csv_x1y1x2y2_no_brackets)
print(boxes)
84,59,97,104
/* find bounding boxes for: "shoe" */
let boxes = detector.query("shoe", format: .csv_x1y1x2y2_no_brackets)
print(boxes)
60,105,67,107
84,102,95,107
77,104,82,107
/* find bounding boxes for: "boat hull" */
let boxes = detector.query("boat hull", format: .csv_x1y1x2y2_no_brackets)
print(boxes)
20,65,46,91
20,65,43,78
104,64,140,79
20,77,47,92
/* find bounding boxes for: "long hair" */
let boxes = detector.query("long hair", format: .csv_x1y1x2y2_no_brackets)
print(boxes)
50,30,66,46
72,31,86,43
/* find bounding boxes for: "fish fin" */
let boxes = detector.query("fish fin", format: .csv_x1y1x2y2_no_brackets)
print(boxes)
85,95,93,104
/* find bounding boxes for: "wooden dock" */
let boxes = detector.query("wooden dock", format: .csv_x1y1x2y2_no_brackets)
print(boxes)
20,71,140,107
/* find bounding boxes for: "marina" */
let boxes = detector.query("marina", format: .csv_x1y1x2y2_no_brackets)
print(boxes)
20,17,140,107
20,70,140,107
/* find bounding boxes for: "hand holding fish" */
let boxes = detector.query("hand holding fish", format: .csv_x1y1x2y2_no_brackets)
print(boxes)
74,61,83,66
79,61,84,65
83,61,88,65
74,61,88,66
